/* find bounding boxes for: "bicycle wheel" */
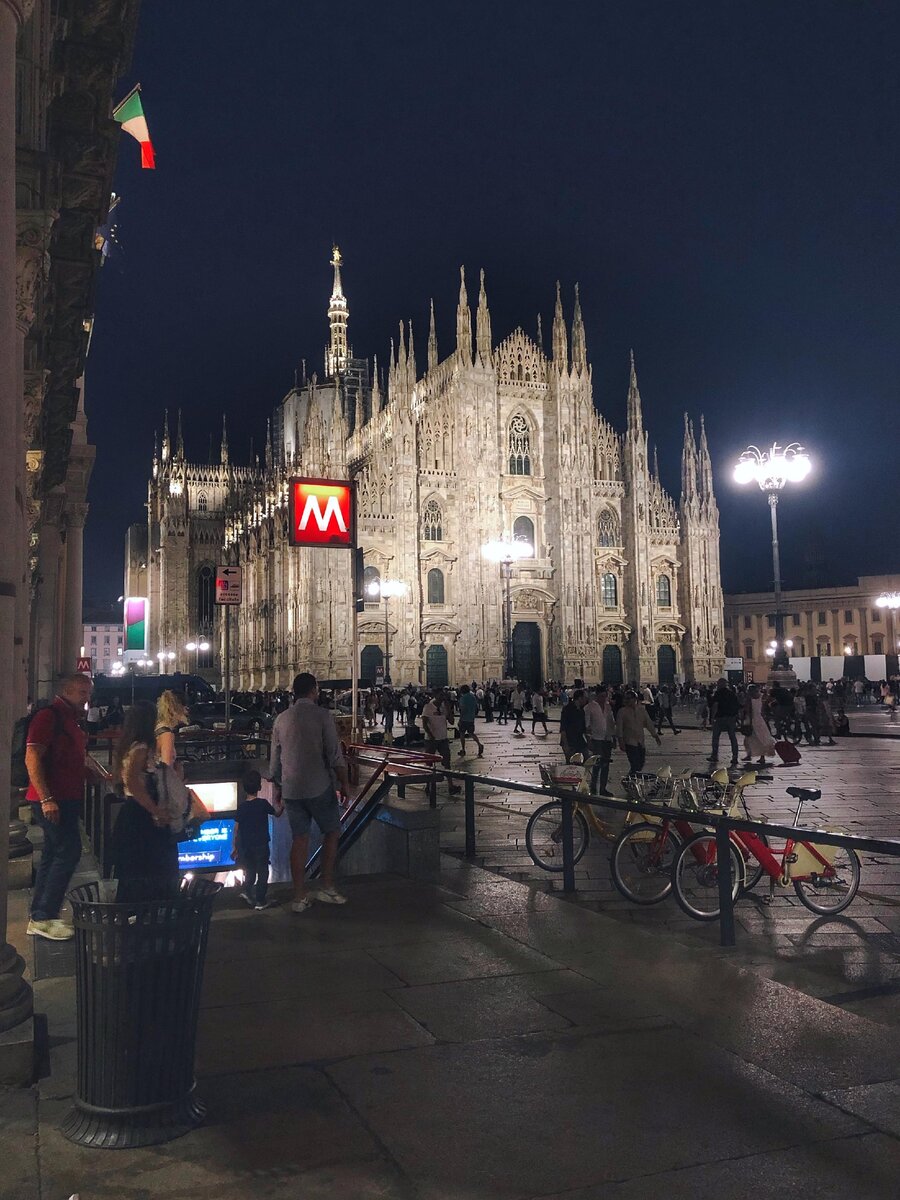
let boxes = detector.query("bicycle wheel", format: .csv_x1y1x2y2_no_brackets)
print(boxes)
739,832,768,894
793,847,861,915
672,832,744,921
610,822,682,904
525,802,590,872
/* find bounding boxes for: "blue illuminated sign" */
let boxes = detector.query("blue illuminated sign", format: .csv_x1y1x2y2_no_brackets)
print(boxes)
178,818,236,871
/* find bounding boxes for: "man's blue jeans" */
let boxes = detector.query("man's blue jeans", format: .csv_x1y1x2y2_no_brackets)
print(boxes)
31,799,82,920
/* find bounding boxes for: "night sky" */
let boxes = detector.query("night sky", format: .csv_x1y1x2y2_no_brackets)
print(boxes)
84,0,900,609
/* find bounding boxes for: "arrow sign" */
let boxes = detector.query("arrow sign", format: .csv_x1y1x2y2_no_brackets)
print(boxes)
215,565,243,605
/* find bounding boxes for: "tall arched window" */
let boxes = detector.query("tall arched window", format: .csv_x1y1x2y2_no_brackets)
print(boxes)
423,499,443,541
508,413,532,475
427,568,445,604
363,564,381,600
513,515,535,554
601,573,617,607
598,509,619,547
197,493,208,513
656,574,671,606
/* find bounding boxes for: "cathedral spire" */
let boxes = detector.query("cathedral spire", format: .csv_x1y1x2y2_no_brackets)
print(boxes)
161,409,170,461
220,414,229,465
626,349,643,432
552,280,567,368
698,413,715,502
407,318,416,380
653,443,659,480
570,282,587,373
681,412,698,502
372,353,382,407
325,244,349,377
456,265,472,365
476,268,492,364
428,298,438,373
397,320,407,374
536,312,543,350
265,417,273,469
176,408,184,459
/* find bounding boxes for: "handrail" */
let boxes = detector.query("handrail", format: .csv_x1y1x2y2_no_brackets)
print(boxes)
439,766,900,948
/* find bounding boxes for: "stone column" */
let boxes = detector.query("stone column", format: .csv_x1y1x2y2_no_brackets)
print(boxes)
63,503,88,670
0,0,36,1077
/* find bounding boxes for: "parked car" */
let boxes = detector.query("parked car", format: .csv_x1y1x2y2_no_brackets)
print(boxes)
187,702,272,734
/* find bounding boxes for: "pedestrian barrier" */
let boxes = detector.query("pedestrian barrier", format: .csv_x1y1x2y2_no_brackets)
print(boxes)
435,767,900,948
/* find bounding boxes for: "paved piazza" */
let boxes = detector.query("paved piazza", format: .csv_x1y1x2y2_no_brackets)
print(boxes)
435,703,900,1026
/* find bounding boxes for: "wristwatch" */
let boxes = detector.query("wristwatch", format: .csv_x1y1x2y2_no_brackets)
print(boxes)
41,796,54,805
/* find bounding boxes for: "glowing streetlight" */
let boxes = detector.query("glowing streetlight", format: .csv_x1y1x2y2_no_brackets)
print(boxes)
735,443,811,675
482,538,534,679
366,579,408,683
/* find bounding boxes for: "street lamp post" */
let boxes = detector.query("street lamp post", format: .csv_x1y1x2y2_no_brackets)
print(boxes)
876,593,900,654
734,443,811,678
156,650,176,674
365,580,408,683
185,639,211,675
482,538,534,680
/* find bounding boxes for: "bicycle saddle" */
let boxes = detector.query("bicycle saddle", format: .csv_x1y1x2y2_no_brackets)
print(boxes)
786,786,821,801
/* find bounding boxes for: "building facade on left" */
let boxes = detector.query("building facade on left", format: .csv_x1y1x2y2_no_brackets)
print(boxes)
0,0,141,1078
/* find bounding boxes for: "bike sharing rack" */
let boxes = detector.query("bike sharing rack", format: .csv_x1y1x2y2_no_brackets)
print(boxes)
436,768,900,948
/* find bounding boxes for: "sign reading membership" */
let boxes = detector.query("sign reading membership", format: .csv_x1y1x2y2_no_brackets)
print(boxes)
289,478,356,548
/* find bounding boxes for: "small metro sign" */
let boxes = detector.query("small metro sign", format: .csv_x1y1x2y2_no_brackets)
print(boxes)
289,477,356,548
215,565,243,605
76,657,93,675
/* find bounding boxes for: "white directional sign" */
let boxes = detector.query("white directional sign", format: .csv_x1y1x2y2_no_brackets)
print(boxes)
215,565,243,605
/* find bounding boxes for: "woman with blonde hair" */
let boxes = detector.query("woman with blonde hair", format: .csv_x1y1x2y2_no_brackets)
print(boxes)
155,689,189,767
111,702,179,899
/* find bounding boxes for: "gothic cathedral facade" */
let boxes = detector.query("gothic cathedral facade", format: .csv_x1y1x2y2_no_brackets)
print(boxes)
127,251,725,688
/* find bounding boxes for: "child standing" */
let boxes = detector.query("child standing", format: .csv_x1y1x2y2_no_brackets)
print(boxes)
235,768,283,909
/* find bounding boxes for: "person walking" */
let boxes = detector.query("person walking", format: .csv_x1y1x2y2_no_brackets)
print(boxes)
584,686,616,795
423,689,463,794
496,688,509,725
531,689,549,736
741,684,776,766
559,689,588,763
155,689,190,767
269,672,351,913
25,674,105,940
511,683,526,735
615,690,661,775
456,684,485,758
708,679,740,766
655,684,680,735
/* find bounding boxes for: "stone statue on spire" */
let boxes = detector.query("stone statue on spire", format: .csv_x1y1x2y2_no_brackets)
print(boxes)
325,244,349,377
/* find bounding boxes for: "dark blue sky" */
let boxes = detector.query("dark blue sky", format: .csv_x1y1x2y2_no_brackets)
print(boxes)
85,0,900,607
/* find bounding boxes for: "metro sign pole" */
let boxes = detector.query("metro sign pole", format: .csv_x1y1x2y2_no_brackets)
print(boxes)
289,478,359,736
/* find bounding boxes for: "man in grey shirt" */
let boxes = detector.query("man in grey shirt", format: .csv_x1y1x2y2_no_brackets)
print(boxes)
269,672,351,912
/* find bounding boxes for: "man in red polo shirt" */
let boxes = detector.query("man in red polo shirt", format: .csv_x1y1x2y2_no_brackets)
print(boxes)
25,673,95,940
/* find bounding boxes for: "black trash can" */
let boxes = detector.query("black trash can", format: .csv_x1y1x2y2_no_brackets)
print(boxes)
61,876,222,1149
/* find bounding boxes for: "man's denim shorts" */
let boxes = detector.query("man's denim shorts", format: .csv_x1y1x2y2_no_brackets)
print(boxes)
285,787,341,836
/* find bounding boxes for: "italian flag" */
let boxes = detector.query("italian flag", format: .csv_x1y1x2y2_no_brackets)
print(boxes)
113,86,155,169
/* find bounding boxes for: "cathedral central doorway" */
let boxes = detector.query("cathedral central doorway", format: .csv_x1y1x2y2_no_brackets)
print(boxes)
425,644,449,688
657,645,676,685
602,644,623,685
512,622,541,686
360,644,384,685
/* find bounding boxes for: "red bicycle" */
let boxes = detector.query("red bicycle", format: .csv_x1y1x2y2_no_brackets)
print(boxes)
672,785,861,921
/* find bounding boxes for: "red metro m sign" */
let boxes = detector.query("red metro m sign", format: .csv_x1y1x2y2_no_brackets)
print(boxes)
289,478,356,548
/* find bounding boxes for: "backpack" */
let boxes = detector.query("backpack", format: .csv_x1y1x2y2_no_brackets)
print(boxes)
10,703,62,789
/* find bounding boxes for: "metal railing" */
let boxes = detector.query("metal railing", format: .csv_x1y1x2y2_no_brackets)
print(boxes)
434,766,900,949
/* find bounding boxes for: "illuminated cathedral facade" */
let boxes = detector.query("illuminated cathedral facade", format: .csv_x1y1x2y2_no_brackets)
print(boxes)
126,251,725,688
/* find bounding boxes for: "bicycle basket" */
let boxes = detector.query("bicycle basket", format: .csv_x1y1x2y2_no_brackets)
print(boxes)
539,762,584,791
787,835,840,879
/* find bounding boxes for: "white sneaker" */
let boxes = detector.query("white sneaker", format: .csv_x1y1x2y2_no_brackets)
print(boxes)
315,887,348,905
27,919,74,941
290,896,314,913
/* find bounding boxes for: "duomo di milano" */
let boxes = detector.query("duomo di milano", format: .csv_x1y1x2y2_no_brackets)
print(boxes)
126,251,726,689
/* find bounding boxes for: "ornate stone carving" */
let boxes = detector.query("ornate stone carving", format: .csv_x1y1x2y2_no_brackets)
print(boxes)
16,210,56,334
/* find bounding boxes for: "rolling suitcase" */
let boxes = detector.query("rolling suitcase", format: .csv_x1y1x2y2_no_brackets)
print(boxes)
774,740,801,766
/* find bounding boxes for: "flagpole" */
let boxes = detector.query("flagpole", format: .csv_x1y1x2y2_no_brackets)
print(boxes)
112,82,141,117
